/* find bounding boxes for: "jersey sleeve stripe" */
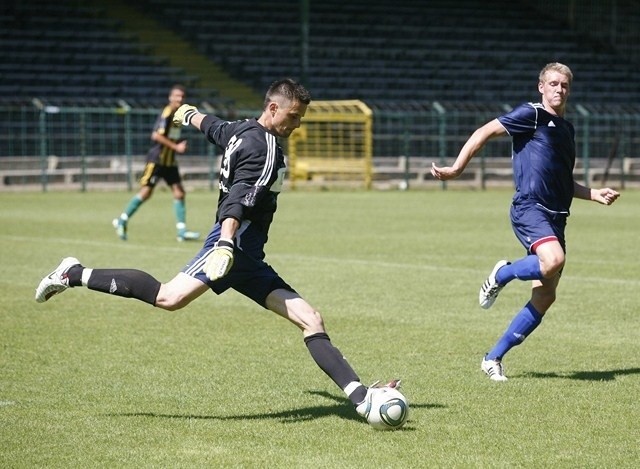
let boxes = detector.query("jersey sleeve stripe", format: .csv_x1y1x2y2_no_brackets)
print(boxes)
256,132,276,187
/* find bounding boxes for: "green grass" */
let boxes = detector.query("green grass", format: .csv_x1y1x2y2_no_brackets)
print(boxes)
1,188,639,468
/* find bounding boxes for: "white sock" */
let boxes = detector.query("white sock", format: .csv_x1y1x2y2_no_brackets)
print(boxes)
343,381,363,397
81,268,93,286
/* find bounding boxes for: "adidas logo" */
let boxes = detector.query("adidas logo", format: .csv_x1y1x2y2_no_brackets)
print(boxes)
513,332,526,342
109,278,117,294
548,121,556,127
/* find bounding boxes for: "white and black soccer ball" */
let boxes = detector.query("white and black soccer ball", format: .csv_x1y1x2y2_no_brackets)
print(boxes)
365,388,409,431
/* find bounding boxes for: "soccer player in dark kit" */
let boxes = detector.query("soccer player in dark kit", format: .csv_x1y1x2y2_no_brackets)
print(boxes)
36,78,399,423
112,84,200,242
431,63,620,381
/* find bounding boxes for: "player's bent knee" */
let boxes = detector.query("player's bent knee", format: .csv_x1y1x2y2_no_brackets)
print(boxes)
154,291,187,311
292,308,325,334
307,310,325,332
154,276,206,311
537,244,565,278
540,255,565,278
157,294,199,311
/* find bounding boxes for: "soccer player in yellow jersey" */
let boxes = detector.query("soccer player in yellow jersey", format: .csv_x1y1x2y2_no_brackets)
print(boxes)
112,84,200,242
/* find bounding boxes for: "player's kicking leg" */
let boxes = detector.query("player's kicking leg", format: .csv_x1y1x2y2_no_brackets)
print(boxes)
265,287,401,417
35,258,207,310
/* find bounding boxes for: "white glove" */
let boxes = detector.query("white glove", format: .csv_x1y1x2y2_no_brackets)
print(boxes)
203,238,234,280
173,104,198,126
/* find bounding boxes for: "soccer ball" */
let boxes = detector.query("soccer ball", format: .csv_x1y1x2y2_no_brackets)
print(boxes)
365,388,409,431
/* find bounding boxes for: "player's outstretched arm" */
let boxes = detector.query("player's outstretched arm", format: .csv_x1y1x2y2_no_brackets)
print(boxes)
574,181,620,205
431,118,506,181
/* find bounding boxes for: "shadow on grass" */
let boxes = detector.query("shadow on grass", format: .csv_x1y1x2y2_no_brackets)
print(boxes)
107,390,445,427
520,367,640,381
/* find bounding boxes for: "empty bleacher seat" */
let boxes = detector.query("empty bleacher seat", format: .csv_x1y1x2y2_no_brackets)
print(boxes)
136,0,640,107
0,0,210,107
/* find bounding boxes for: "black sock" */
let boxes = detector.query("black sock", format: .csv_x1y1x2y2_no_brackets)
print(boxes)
349,386,367,406
66,264,84,287
86,269,161,306
304,332,364,404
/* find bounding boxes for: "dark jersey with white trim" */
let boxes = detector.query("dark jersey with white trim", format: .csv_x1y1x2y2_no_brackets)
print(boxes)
199,115,286,238
498,103,576,213
146,105,183,166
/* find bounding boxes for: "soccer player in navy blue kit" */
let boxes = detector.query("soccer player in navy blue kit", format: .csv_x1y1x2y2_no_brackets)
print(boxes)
431,63,620,381
36,78,399,422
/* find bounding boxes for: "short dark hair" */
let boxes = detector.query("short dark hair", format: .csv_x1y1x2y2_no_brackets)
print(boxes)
263,78,311,109
170,84,186,94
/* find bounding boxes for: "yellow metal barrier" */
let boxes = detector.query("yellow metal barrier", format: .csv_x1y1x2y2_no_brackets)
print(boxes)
288,100,373,189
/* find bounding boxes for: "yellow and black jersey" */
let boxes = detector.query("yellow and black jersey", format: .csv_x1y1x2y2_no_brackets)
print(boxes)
146,105,182,166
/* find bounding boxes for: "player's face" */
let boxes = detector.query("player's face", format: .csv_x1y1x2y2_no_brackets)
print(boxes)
271,99,307,138
538,71,571,115
168,88,186,110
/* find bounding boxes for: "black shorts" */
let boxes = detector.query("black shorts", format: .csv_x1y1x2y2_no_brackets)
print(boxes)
139,163,182,187
182,221,296,308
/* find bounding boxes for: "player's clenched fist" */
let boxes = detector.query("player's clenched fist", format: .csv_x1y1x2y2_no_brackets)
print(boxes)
203,238,234,280
173,104,198,126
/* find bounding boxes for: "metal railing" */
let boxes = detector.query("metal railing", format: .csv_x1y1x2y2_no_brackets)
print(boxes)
1,102,638,191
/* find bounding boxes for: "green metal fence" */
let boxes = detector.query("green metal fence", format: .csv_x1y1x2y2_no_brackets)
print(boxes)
371,103,640,187
1,102,638,191
4,104,214,162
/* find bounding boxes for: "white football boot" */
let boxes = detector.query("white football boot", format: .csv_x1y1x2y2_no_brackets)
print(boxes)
176,222,200,242
481,357,508,382
479,260,510,309
356,379,402,417
35,257,81,303
112,217,127,241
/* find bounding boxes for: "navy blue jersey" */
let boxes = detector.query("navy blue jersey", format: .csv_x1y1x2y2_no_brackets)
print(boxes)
199,115,286,238
146,105,183,166
498,103,576,213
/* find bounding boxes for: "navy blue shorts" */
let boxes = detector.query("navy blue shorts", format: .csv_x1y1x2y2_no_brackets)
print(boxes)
510,199,567,254
182,221,295,308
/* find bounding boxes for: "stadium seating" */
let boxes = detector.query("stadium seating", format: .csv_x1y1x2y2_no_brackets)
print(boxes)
1,0,639,111
0,0,202,107
139,0,640,111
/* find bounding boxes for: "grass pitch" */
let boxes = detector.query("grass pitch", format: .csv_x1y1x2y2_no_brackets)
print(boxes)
1,188,639,467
